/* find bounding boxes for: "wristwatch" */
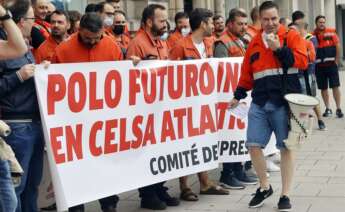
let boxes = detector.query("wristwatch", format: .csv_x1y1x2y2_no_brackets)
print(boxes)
0,10,12,21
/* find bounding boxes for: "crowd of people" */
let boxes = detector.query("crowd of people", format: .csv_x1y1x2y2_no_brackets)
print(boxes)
0,0,343,212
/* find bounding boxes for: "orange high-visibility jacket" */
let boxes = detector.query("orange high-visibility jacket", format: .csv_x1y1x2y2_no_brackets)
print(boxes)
234,25,308,106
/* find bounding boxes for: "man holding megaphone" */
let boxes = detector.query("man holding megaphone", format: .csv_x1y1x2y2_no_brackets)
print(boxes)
228,1,308,211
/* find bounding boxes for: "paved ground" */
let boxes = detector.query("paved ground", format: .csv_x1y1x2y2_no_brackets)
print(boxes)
53,72,345,212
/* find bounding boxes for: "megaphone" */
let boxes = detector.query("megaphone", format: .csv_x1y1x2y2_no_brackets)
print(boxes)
283,93,319,150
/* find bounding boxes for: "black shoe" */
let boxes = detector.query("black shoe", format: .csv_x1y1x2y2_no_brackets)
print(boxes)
248,185,273,208
141,195,167,210
336,109,344,118
323,108,332,117
234,170,258,185
157,187,180,206
278,195,292,212
318,120,326,130
219,171,245,190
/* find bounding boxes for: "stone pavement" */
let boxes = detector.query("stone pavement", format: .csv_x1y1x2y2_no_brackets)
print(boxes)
56,72,345,212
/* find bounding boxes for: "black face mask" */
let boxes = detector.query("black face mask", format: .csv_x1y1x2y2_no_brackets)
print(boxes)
112,25,125,35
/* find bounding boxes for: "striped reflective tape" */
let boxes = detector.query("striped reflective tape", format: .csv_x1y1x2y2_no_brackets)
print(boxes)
253,68,299,80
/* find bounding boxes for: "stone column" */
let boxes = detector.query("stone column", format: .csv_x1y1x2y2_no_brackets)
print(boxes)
193,0,206,8
176,0,184,12
215,0,225,17
325,0,336,27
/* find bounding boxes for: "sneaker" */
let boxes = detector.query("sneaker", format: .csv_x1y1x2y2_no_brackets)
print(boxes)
266,160,280,172
219,172,245,190
234,170,258,185
141,195,167,210
336,109,344,118
277,195,292,212
318,120,326,130
248,185,273,208
323,108,332,117
157,187,180,206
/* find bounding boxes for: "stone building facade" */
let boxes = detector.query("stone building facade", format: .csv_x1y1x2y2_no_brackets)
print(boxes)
62,0,345,58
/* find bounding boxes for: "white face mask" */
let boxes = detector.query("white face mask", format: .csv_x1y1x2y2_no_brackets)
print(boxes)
181,27,191,37
104,16,114,27
160,32,169,41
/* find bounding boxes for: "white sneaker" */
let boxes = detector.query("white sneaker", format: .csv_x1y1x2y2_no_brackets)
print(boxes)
268,153,281,164
266,160,280,172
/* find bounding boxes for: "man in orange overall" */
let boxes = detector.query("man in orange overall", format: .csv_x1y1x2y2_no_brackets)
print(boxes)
228,1,308,211
214,8,258,191
52,13,122,212
170,8,229,202
126,4,180,210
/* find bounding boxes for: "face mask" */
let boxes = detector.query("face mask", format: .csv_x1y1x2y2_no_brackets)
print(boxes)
181,27,191,37
160,32,169,41
103,16,114,27
112,25,125,35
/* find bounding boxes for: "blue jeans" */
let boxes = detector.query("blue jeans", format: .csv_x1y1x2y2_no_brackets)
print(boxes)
0,159,17,212
5,122,44,212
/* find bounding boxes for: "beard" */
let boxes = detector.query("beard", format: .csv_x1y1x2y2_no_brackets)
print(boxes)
52,29,65,40
151,23,166,37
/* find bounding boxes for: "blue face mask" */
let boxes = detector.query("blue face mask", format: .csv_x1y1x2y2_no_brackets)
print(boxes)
160,32,169,41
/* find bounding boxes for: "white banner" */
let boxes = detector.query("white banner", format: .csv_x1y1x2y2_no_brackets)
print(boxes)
35,58,277,211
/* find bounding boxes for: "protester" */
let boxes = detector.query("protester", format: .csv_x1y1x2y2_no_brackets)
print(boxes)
35,10,69,63
126,4,180,210
213,15,225,39
313,15,344,118
1,1,46,211
228,1,307,211
0,1,28,211
107,10,130,55
292,10,326,130
53,13,122,212
167,11,190,48
214,8,258,190
31,0,51,51
170,8,229,200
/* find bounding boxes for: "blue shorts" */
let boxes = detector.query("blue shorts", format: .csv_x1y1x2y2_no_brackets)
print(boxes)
246,101,289,150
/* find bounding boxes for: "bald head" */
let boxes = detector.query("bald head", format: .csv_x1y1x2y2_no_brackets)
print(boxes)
34,0,49,20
